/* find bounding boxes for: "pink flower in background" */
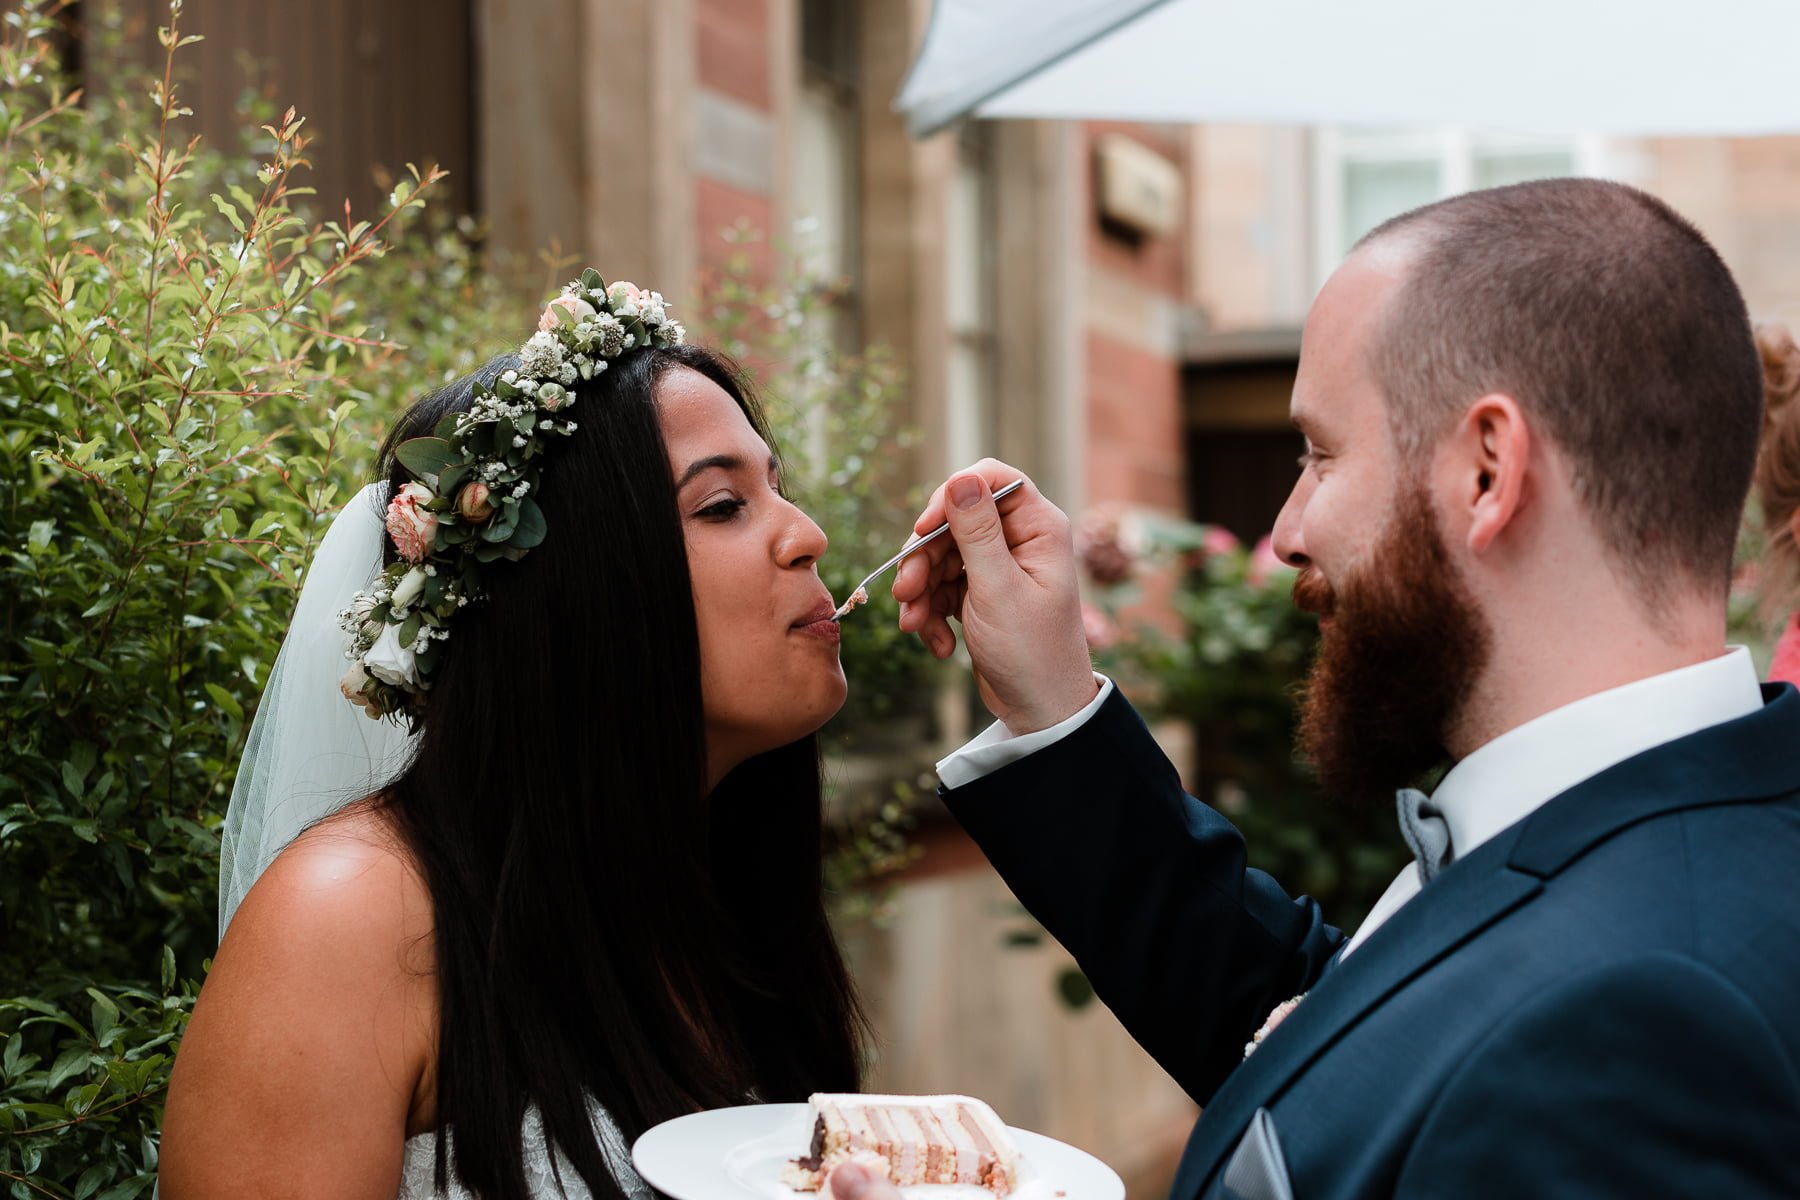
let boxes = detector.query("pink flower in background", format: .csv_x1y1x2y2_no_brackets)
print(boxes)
1247,534,1291,587
1204,527,1241,556
1082,601,1119,650
385,481,437,563
1183,525,1242,571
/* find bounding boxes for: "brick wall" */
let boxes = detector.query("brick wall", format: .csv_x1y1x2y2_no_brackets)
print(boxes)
1080,122,1193,516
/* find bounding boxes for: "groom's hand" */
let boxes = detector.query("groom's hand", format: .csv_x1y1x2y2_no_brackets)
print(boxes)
893,459,1098,733
825,1161,903,1200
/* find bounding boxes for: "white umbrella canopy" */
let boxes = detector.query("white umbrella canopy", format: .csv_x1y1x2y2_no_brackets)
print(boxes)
898,0,1800,139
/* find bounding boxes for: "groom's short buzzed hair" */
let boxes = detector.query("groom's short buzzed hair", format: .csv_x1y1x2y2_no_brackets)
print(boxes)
1359,178,1762,606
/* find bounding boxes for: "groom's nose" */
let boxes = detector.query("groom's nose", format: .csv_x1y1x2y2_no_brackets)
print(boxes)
1272,482,1310,569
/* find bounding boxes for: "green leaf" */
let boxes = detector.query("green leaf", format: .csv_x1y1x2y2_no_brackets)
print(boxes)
510,497,546,550
75,1163,112,1200
3,1032,21,1079
580,267,605,293
96,1177,154,1200
203,683,243,723
80,592,122,619
209,193,246,234
86,989,120,1044
161,946,176,994
47,1046,92,1091
61,759,86,800
395,436,455,483
219,508,239,536
437,464,469,496
27,519,54,553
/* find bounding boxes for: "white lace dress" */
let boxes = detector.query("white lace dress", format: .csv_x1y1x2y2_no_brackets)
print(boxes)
396,1102,654,1199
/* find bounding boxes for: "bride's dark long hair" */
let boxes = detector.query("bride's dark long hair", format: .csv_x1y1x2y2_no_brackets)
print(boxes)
370,343,866,1198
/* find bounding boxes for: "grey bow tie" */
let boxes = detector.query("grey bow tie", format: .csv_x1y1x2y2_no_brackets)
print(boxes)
1396,787,1453,883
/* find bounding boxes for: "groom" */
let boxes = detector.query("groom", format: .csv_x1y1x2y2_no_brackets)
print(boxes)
840,179,1800,1198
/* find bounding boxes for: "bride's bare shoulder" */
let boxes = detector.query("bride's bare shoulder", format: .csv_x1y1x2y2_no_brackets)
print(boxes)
227,796,434,972
161,797,440,1191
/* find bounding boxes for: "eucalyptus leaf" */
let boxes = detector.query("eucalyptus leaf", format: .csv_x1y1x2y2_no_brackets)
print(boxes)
510,497,546,550
437,463,470,496
394,437,456,483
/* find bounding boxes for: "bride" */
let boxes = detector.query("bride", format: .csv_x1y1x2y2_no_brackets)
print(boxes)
159,272,868,1198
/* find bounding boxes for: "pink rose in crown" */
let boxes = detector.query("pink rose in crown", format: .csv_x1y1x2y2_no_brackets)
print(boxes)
1243,993,1305,1059
386,481,438,562
539,294,598,332
457,480,495,522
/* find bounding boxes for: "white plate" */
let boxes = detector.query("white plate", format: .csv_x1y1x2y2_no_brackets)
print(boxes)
631,1103,1124,1200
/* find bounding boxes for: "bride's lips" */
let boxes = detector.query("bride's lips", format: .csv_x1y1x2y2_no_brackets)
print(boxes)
790,599,841,643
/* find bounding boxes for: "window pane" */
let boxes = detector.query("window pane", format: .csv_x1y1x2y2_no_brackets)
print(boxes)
793,86,857,283
801,0,857,89
947,341,993,469
1342,159,1441,249
947,156,992,333
1472,150,1575,190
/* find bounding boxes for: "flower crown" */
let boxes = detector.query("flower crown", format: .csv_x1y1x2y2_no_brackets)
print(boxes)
336,268,685,728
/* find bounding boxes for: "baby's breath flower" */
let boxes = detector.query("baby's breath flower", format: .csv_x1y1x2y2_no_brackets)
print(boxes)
518,331,564,378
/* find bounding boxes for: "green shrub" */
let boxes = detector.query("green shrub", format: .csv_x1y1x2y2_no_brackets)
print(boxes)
0,5,931,1189
0,1,506,1189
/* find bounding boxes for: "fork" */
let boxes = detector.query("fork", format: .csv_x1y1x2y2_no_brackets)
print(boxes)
831,478,1026,621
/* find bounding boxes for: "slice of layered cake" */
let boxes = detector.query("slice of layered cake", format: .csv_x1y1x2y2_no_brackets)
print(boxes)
782,1093,1023,1196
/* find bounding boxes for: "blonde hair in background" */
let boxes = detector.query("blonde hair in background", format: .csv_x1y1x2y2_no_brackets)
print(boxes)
1752,321,1800,627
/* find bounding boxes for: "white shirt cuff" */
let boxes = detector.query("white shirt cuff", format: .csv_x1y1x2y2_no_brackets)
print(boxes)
935,673,1115,790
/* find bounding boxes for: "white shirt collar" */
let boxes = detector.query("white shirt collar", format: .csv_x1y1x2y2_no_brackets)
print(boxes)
1432,646,1764,859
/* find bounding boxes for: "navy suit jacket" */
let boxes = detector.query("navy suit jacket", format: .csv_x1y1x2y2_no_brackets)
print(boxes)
941,683,1800,1198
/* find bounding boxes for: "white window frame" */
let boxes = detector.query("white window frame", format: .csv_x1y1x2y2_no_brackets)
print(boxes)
1311,126,1620,290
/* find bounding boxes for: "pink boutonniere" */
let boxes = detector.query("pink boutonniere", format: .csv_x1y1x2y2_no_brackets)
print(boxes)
1243,994,1306,1059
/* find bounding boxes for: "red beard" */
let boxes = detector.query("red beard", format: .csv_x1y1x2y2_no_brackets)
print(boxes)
1293,485,1493,809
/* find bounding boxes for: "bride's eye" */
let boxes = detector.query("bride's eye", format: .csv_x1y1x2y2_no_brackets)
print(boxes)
696,497,747,520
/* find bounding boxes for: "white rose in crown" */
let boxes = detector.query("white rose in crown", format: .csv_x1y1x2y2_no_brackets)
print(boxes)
364,621,421,688
337,662,381,720
390,565,428,612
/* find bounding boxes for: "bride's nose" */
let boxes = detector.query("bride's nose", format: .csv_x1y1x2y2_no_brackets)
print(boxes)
776,500,828,568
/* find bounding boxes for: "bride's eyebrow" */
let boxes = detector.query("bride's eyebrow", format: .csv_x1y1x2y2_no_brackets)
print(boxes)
675,453,779,490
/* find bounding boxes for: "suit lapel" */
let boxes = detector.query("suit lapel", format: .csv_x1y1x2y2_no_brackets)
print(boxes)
1172,836,1543,1198
1175,682,1800,1199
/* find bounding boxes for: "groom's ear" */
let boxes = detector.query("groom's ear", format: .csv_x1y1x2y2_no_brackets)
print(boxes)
1454,393,1530,556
